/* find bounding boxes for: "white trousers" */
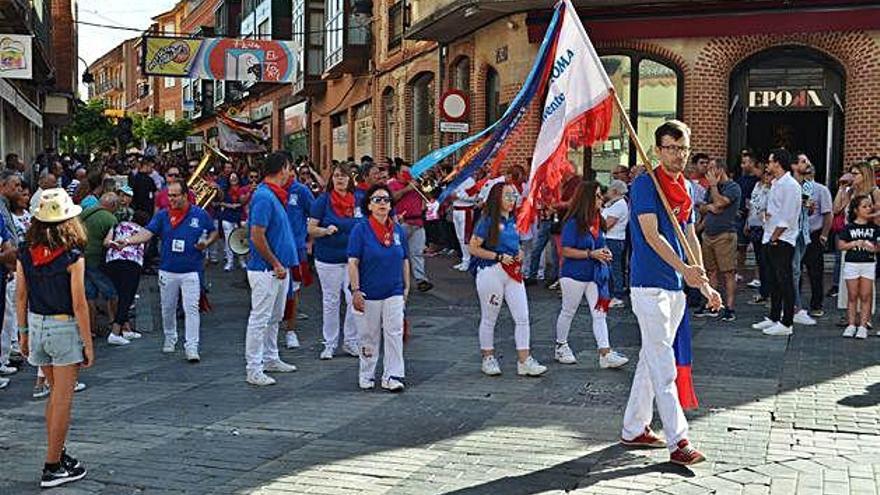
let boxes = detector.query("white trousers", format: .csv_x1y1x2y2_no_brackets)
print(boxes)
246,271,289,374
476,264,530,351
556,278,609,349
355,295,405,381
622,288,689,451
315,260,358,350
222,220,245,267
0,277,16,365
158,270,201,352
453,209,471,266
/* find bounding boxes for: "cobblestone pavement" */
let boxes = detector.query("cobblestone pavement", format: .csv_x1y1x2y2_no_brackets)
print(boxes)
2,256,880,494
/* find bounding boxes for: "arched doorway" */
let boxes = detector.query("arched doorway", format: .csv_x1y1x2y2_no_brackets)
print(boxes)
728,46,845,184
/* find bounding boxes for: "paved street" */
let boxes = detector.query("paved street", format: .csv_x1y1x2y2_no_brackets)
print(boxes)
2,255,880,494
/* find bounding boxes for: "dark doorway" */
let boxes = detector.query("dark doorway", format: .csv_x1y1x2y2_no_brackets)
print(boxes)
747,111,828,182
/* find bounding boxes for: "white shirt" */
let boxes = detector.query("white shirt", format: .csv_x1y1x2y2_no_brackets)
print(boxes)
602,197,629,240
763,172,802,246
452,177,477,207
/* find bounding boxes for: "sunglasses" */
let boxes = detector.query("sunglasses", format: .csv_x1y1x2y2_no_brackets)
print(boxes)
370,196,391,204
167,173,179,178
503,192,519,200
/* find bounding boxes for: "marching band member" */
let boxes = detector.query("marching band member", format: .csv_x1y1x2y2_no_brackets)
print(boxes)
309,162,360,360
554,179,629,368
242,153,300,386
469,182,546,377
121,181,218,363
450,176,478,272
348,184,410,392
283,161,316,349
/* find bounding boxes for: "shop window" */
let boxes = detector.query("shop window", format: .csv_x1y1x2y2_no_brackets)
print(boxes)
485,66,501,126
353,101,373,160
331,110,349,161
410,73,435,161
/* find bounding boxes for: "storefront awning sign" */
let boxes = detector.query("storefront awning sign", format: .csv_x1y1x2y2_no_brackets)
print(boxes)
142,36,297,83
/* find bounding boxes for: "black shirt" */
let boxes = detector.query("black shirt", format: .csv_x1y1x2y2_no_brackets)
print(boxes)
130,172,157,214
840,222,880,263
20,247,82,316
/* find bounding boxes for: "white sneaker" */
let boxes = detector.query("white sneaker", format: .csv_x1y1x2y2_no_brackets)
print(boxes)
74,382,87,393
246,371,276,386
122,330,142,340
548,281,561,291
747,279,761,288
843,325,857,338
600,350,630,369
185,349,201,363
359,377,375,390
296,312,309,321
223,263,233,272
264,360,297,373
517,356,548,376
162,339,176,353
107,333,131,346
481,355,502,376
319,346,334,360
381,377,405,392
342,343,360,357
856,327,869,340
451,262,464,271
762,323,793,336
609,298,625,308
554,343,577,364
793,310,817,326
285,332,300,349
0,364,18,375
0,377,8,389
752,318,776,330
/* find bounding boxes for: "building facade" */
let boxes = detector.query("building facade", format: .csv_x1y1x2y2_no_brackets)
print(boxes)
87,44,126,111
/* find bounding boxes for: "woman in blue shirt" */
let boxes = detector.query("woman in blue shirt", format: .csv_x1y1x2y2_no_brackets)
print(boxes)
309,163,361,360
219,172,244,272
348,184,410,392
468,182,546,377
555,180,629,369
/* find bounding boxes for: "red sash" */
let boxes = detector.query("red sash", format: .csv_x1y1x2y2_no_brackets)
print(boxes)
369,216,394,247
264,181,289,205
655,166,692,223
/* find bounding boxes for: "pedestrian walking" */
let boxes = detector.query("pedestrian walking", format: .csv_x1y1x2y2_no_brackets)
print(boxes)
282,168,315,349
746,166,771,304
469,182,546,377
555,179,629,369
601,179,629,307
16,188,91,487
103,210,149,343
839,195,878,339
348,184,410,391
388,162,433,292
244,152,299,386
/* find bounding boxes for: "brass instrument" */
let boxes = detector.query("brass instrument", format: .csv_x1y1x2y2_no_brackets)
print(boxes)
188,143,231,208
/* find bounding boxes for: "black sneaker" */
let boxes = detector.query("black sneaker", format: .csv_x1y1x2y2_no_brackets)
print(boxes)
61,449,82,471
694,306,719,318
827,286,839,298
720,308,737,322
41,463,86,488
748,295,768,305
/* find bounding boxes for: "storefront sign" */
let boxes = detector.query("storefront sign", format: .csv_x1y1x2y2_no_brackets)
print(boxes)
748,89,826,109
142,36,297,83
0,35,32,80
250,102,274,122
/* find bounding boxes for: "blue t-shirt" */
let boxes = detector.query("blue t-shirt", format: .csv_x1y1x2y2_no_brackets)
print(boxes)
629,174,694,291
218,187,242,224
247,184,299,271
287,180,315,255
146,205,215,273
560,217,605,283
310,192,360,264
347,221,408,300
470,215,520,271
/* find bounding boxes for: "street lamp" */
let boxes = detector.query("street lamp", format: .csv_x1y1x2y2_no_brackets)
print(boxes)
78,56,94,84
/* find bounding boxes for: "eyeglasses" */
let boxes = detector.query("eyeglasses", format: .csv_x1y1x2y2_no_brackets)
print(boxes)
249,175,259,179
167,173,179,178
503,192,519,201
370,196,391,204
660,145,691,154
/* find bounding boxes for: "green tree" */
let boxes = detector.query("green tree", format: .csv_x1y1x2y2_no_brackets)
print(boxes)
133,115,194,149
59,100,116,155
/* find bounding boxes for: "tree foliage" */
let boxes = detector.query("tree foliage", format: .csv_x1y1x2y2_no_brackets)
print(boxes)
133,115,194,149
59,100,116,155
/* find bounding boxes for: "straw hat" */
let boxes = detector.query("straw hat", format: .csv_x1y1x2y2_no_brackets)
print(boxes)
33,188,82,223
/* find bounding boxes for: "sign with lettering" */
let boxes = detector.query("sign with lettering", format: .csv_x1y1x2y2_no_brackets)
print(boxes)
748,89,826,109
0,35,32,80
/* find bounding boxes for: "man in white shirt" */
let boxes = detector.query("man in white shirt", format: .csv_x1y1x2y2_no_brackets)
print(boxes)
753,149,802,336
450,177,478,271
602,179,629,307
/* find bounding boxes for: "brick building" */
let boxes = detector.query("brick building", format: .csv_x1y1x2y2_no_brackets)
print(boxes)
87,44,126,111
153,2,187,123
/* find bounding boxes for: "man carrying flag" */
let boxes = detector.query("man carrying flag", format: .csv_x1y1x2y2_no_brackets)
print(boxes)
620,120,721,466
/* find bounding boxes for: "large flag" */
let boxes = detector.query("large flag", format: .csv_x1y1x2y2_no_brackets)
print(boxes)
516,0,614,233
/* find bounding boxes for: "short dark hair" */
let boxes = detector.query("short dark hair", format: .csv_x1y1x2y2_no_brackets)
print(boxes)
361,183,395,214
4,153,18,168
691,152,709,164
263,152,289,176
168,180,189,197
769,148,792,171
654,120,690,148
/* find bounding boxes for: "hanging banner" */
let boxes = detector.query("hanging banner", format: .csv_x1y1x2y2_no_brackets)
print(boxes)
142,36,297,83
0,34,32,80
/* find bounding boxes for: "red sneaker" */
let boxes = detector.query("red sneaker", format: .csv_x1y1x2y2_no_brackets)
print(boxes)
669,439,706,466
620,427,666,448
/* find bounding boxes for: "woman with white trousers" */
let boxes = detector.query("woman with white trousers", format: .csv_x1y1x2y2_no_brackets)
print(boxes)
555,179,629,369
469,182,546,377
309,163,361,360
348,184,410,392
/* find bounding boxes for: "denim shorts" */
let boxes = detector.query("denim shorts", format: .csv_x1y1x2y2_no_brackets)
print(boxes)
85,266,118,300
27,314,83,367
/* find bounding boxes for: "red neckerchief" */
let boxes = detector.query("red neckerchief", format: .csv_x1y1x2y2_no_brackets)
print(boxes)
655,166,692,224
502,260,523,283
30,245,66,267
368,215,394,247
264,181,289,205
330,190,354,218
356,181,370,191
590,214,601,239
169,203,191,229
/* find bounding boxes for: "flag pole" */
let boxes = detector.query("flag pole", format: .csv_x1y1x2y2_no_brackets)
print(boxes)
609,88,697,264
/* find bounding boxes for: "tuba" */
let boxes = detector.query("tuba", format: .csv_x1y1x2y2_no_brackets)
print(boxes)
187,143,231,208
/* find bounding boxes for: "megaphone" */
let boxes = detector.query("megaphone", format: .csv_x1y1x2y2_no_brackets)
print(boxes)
228,226,250,255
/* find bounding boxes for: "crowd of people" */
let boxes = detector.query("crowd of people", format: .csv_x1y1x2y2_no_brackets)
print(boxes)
3,126,880,487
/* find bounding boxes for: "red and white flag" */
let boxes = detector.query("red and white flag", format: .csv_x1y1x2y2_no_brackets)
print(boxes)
517,0,615,233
